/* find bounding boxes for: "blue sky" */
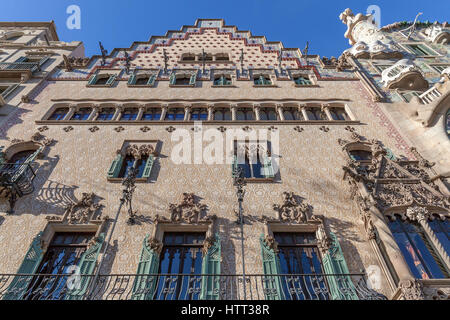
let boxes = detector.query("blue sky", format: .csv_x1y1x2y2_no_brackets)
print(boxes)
2,0,449,57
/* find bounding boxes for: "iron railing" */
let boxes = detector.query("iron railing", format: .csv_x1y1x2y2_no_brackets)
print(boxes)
0,163,36,194
0,273,387,300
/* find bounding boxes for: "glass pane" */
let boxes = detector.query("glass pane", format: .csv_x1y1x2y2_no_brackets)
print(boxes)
214,111,223,120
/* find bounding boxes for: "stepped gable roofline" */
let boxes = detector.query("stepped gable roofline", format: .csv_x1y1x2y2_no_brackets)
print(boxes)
0,21,59,41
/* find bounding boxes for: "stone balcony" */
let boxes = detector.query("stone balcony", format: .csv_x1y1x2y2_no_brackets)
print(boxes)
381,59,429,91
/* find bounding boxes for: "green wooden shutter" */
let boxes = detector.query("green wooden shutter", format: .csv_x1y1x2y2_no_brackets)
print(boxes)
15,57,28,63
87,74,98,85
131,235,160,300
38,56,49,67
263,156,275,179
3,232,44,300
322,232,358,300
65,233,105,300
141,155,154,179
147,75,156,86
260,235,283,300
189,74,197,85
107,154,123,178
128,73,137,85
385,148,396,161
169,73,176,85
106,75,117,86
200,234,221,300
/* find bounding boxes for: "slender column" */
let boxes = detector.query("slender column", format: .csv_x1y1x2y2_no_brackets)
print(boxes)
207,104,214,121
63,104,77,120
276,104,285,121
112,104,124,121
299,104,309,120
88,105,100,121
321,104,333,121
231,104,237,121
406,207,450,268
160,104,168,121
253,104,261,121
137,105,145,121
184,105,191,121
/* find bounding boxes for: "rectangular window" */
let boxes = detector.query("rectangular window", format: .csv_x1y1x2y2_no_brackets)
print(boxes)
26,232,95,300
156,232,206,300
233,140,274,180
430,64,449,73
405,44,436,56
274,232,328,300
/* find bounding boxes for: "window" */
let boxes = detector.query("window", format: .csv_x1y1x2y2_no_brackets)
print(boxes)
142,108,161,121
87,74,117,86
259,108,278,121
213,108,232,121
48,108,69,121
254,75,272,86
96,108,115,121
294,76,312,86
349,150,372,161
329,108,349,121
0,84,19,100
305,108,326,121
233,140,274,179
26,232,95,300
428,217,450,257
118,155,150,179
128,74,156,86
405,44,436,56
236,108,254,121
71,108,92,121
215,53,229,61
430,65,449,73
274,232,328,300
135,76,151,85
388,216,449,279
120,108,139,121
181,54,196,61
283,108,304,120
165,108,185,121
4,150,36,171
190,108,208,121
170,73,196,86
213,75,232,86
156,232,206,300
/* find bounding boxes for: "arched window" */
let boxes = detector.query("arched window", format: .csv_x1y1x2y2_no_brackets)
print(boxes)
259,108,278,121
190,108,208,121
165,108,185,121
48,108,69,120
349,150,372,161
118,155,149,179
429,216,450,257
388,215,449,279
71,108,92,121
329,108,348,121
283,108,304,120
236,108,254,121
213,108,232,121
142,108,161,121
96,108,115,121
120,108,139,121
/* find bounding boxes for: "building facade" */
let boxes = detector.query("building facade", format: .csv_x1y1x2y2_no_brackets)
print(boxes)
0,9,448,300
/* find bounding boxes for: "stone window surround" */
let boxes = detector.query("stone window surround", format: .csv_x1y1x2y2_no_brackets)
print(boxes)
289,70,319,87
179,51,231,63
251,69,277,87
39,102,357,124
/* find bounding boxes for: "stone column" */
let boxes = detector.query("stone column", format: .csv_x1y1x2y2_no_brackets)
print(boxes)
113,104,124,121
276,104,285,121
231,104,237,121
63,104,77,120
406,206,450,267
321,104,333,121
253,104,261,121
88,105,100,121
137,105,145,121
207,104,214,121
184,105,191,121
299,104,309,120
160,104,168,121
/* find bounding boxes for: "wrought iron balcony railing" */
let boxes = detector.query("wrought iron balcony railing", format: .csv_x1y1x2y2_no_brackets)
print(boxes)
0,62,40,73
0,273,387,301
0,163,37,212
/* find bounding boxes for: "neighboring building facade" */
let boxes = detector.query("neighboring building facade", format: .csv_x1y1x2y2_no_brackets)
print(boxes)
0,11,448,301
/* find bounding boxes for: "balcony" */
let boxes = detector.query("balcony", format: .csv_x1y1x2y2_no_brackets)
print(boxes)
0,273,386,300
381,59,428,91
0,162,37,213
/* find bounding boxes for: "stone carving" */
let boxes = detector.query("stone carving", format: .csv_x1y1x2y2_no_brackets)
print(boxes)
202,235,217,255
168,193,209,224
124,144,155,159
410,147,435,169
273,192,317,223
147,237,163,254
406,206,430,223
262,234,278,253
293,126,304,133
47,193,103,225
60,55,91,70
399,279,425,300
316,224,333,253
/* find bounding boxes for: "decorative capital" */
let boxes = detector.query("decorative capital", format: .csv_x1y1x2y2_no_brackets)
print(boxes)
406,206,430,223
399,279,425,300
263,235,279,253
147,237,163,254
